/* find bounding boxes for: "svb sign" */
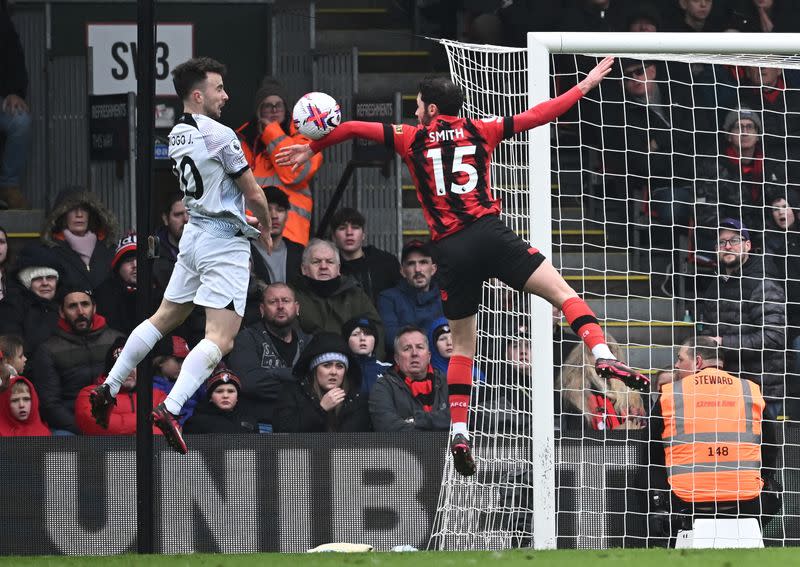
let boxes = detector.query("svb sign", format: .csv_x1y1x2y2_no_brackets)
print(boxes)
87,23,194,96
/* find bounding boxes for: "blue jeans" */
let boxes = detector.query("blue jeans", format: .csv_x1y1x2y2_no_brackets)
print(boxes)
258,423,273,434
0,98,32,187
51,429,76,436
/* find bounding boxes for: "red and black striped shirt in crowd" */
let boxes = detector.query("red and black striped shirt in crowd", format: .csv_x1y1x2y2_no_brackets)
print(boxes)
310,85,585,240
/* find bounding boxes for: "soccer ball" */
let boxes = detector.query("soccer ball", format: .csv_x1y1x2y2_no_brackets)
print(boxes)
292,92,341,140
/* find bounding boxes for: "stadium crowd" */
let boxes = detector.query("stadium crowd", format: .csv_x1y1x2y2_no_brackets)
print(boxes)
1,0,799,440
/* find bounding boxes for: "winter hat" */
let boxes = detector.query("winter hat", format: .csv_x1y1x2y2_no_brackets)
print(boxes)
112,233,137,269
401,239,432,262
154,335,190,361
720,218,752,242
18,266,59,290
104,336,128,375
309,352,349,372
205,364,242,399
431,321,451,344
342,316,378,339
723,107,763,134
255,77,289,114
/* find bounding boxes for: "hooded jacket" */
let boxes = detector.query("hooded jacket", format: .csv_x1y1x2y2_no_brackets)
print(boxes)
183,399,259,434
74,374,167,435
698,255,788,399
236,81,323,246
273,332,371,432
0,376,50,436
39,187,119,290
31,313,124,433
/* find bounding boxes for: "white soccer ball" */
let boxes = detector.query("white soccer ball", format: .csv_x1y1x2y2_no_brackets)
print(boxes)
292,92,341,140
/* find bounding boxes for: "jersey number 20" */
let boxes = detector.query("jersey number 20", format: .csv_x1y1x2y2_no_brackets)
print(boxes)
171,156,204,199
426,145,478,196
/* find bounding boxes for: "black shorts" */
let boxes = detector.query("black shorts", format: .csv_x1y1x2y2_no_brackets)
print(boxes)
431,215,546,320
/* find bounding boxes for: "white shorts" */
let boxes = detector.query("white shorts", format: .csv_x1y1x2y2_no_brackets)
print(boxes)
163,222,251,316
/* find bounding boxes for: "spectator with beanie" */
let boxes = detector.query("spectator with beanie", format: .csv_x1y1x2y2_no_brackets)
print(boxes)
152,335,202,425
342,315,391,396
38,186,118,290
274,332,371,432
30,288,123,434
428,316,484,382
184,364,258,434
330,207,401,305
250,185,304,285
0,245,61,355
369,325,449,432
95,233,138,334
74,337,167,435
0,376,50,436
378,240,443,355
236,78,323,245
227,282,311,432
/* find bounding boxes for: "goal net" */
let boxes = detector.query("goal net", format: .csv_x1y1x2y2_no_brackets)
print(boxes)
429,33,800,550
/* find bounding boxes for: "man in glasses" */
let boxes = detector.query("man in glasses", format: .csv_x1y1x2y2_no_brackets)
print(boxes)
696,218,789,420
235,78,323,245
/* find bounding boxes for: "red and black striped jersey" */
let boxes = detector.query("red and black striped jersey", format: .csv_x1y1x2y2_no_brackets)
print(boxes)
308,85,585,240
383,115,513,240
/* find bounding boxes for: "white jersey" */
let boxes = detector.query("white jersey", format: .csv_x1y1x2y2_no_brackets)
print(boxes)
168,113,259,239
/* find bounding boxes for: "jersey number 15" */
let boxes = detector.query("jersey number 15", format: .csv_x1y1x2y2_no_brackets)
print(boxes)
171,156,205,199
426,145,478,196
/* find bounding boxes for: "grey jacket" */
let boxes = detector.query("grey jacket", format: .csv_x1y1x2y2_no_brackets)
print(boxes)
368,367,450,432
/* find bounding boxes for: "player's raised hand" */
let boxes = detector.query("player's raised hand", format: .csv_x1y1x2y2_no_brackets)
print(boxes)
275,144,313,171
578,56,615,94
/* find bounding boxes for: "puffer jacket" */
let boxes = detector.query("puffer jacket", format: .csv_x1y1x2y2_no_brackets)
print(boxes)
368,367,450,432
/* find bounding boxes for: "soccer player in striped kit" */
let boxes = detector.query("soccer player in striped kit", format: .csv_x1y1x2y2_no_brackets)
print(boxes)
278,56,647,476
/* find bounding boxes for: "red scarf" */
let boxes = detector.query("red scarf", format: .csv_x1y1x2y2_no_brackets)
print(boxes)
762,75,785,105
0,376,51,437
587,393,622,431
725,145,765,204
403,365,435,412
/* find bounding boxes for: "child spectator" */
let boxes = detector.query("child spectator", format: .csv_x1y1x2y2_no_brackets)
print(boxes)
0,376,50,436
428,317,485,381
151,335,202,425
342,315,391,396
183,365,258,434
0,334,27,375
74,337,167,435
274,332,371,432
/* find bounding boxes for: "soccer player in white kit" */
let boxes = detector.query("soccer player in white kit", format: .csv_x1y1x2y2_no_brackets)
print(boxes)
88,57,273,454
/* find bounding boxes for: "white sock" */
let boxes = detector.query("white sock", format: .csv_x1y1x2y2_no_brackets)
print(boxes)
591,344,615,361
452,422,469,439
104,320,162,396
164,339,222,415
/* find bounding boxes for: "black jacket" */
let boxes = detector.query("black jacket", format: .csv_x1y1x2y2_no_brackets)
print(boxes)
93,274,137,334
31,316,124,433
183,401,258,434
0,283,59,356
340,245,401,305
226,320,311,424
698,256,788,398
250,237,304,286
368,367,450,432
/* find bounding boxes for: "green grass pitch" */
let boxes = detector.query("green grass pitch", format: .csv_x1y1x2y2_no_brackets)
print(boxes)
0,548,796,567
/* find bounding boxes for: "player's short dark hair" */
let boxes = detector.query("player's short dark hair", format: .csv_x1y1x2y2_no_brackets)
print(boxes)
161,191,185,217
418,76,464,116
330,207,366,230
172,57,227,101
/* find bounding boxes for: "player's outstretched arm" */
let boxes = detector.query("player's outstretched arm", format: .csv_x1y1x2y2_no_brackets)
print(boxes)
236,169,273,253
512,56,614,134
276,120,387,170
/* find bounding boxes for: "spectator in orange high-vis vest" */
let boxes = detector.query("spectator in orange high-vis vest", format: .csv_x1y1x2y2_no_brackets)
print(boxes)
648,335,781,540
236,78,323,246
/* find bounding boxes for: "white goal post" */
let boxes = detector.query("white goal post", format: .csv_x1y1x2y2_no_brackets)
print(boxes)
429,33,800,552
